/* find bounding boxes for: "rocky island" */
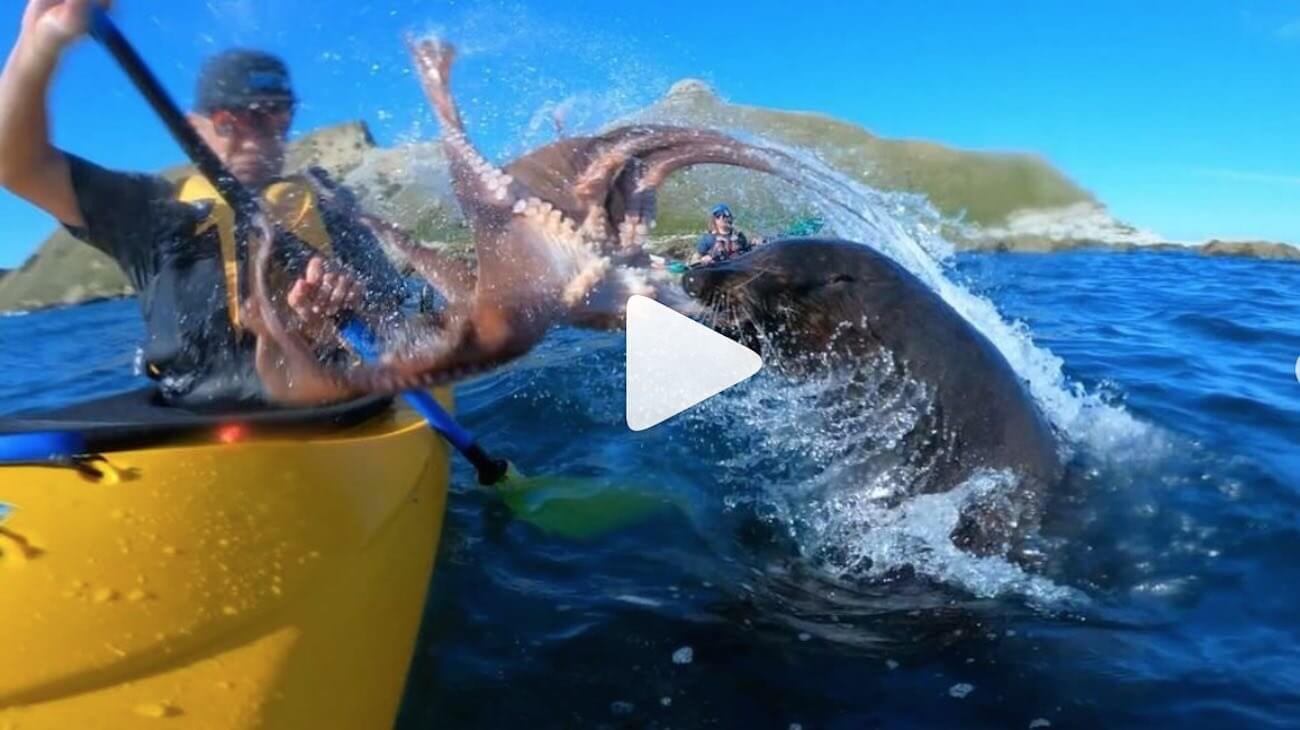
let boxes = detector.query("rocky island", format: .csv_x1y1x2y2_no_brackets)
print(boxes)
0,81,1292,313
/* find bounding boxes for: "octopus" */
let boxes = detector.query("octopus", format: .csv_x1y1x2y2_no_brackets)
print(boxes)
248,38,811,403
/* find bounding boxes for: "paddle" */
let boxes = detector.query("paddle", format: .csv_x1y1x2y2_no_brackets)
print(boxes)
86,8,678,538
86,7,509,484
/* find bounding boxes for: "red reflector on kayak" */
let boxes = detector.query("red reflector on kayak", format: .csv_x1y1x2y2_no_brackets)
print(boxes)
216,424,248,444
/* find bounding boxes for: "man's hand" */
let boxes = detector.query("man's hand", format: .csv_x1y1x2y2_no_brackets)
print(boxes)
286,256,365,332
20,0,103,61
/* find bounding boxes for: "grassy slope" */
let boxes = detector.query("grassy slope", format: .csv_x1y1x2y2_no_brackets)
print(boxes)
629,82,1094,235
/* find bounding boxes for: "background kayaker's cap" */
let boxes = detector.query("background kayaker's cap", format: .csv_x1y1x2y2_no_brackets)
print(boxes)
195,49,296,112
711,203,733,218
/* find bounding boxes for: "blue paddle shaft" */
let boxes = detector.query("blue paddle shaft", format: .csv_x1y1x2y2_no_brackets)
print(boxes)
0,431,86,463
337,319,475,452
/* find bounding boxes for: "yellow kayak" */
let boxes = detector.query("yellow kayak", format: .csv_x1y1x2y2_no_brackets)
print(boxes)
0,388,452,729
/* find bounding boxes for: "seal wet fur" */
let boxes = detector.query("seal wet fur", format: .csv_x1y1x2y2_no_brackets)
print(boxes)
683,239,1063,556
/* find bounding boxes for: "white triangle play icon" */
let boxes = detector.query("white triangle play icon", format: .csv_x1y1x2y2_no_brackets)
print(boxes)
625,295,763,431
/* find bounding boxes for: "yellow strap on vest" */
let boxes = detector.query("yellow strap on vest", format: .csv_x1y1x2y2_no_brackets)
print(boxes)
178,175,334,330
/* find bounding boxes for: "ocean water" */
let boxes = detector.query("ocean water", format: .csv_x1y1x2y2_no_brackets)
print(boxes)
3,247,1296,729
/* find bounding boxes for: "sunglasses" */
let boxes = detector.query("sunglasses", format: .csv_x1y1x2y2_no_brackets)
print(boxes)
211,105,294,138
713,212,733,220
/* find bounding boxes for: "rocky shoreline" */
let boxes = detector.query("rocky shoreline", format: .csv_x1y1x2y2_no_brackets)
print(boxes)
1,82,1293,314
951,235,1300,261
2,232,1293,316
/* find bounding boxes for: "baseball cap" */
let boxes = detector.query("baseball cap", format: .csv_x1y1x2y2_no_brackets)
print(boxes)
195,49,296,112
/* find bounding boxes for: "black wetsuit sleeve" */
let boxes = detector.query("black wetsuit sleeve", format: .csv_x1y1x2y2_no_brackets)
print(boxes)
61,154,177,288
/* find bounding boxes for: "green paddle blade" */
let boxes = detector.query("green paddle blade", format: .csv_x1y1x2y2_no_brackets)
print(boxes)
496,472,685,540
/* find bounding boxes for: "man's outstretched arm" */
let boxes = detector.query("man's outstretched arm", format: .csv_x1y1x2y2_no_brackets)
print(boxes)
0,0,100,228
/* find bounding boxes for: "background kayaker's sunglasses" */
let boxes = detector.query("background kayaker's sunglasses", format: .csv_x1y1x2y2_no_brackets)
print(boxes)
210,104,294,138
714,212,733,220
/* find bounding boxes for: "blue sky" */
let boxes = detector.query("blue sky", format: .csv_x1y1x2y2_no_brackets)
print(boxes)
1,0,1298,267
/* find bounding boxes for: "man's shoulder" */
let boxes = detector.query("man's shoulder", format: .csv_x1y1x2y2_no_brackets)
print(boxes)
67,154,177,199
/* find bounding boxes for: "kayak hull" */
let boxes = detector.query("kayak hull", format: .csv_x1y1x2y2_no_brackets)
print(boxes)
0,392,452,729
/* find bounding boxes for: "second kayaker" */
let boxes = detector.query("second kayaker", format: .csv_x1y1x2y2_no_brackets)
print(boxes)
0,0,406,408
690,203,763,267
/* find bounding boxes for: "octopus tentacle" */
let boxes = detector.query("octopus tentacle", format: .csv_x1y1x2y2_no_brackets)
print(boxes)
249,38,858,402
244,210,360,404
358,213,477,305
406,37,524,213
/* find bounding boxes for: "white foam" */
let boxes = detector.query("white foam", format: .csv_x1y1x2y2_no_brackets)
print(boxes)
794,470,1084,604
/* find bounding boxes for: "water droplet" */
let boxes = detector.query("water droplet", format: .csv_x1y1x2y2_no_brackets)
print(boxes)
134,702,181,718
222,605,239,616
797,632,811,642
1029,720,1051,729
610,701,634,716
886,659,899,670
949,683,974,699
671,646,693,665
93,588,118,604
660,697,672,707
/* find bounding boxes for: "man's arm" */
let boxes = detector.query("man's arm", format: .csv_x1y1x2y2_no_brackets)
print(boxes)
0,0,99,228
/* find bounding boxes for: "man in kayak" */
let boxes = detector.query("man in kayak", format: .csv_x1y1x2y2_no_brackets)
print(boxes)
690,203,762,267
0,0,404,407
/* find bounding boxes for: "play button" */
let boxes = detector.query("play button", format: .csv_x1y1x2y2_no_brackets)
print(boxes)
625,295,763,431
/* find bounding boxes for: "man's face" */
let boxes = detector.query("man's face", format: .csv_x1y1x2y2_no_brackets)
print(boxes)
715,212,734,234
195,102,293,186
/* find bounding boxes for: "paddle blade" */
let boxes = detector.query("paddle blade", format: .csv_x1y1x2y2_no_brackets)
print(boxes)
497,475,684,540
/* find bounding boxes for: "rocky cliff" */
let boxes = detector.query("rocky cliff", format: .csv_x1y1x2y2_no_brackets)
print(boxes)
1,86,1293,313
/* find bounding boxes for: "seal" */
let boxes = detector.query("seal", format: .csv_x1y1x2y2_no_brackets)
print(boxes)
247,37,815,403
682,238,1062,555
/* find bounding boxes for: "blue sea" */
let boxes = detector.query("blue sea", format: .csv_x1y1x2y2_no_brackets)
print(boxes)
2,245,1297,729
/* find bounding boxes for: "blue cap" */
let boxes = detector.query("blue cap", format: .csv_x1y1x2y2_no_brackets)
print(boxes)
196,49,296,112
711,203,732,218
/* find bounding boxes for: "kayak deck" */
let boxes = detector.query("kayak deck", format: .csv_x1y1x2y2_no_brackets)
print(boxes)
0,390,453,729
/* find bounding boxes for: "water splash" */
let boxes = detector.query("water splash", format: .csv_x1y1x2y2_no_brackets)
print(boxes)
693,131,1151,456
649,129,1162,602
